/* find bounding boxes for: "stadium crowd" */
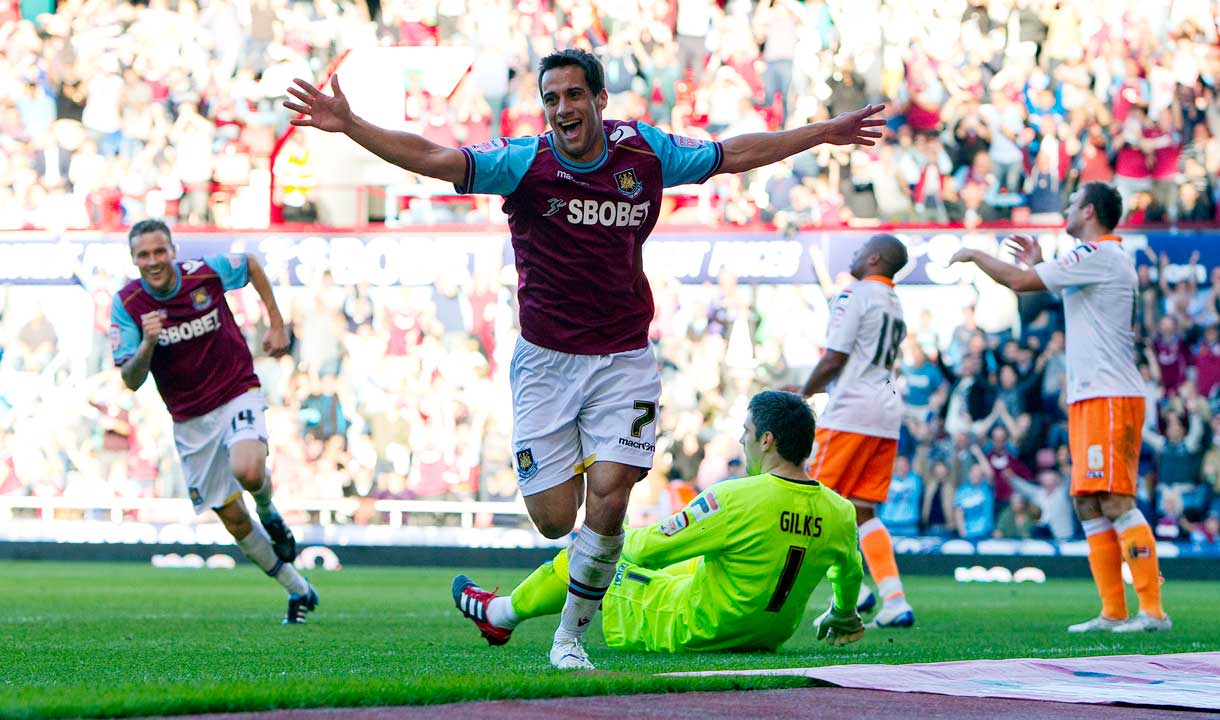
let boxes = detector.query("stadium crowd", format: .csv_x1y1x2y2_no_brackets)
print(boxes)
0,0,1218,545
1,0,1219,230
2,247,1220,548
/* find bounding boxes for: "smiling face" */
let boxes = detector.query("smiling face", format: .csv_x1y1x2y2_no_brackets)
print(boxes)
130,229,177,293
540,64,607,164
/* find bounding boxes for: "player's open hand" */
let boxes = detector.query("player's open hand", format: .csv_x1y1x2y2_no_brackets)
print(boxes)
813,605,866,647
948,248,978,266
284,75,352,133
1005,234,1043,266
263,324,290,357
139,310,165,346
820,104,886,147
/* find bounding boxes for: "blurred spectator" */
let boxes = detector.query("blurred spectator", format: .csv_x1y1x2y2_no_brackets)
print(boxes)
1147,410,1206,518
13,306,57,373
296,271,346,375
2,0,1217,230
752,0,800,124
995,363,1038,417
1200,412,1220,490
1151,315,1193,397
878,454,922,537
3,0,1220,536
954,463,995,540
1010,467,1075,540
89,379,134,490
274,132,318,223
901,341,944,421
1023,143,1066,223
300,374,349,443
1036,330,1066,407
170,100,216,226
674,0,713,82
1175,181,1214,222
1191,267,1220,328
977,424,1033,505
1196,324,1220,399
995,492,1035,539
919,460,956,537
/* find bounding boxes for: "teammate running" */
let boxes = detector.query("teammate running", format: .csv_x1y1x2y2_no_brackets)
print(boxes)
111,219,318,624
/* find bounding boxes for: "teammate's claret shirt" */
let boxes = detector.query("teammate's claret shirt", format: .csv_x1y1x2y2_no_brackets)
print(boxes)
111,254,260,421
455,120,723,355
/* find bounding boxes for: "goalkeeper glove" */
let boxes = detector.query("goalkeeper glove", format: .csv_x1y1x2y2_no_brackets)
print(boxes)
813,604,866,647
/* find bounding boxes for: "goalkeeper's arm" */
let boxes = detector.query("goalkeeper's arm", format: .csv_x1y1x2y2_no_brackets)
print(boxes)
813,545,867,647
828,542,865,615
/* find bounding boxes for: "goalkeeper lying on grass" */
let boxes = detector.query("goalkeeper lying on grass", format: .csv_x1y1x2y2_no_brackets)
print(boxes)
453,390,866,658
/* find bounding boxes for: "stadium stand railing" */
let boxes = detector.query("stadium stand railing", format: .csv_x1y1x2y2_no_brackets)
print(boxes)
0,497,530,530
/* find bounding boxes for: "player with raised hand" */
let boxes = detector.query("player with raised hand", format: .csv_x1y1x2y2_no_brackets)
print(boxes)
798,234,915,629
111,219,318,624
950,182,1169,633
285,50,882,668
451,391,865,654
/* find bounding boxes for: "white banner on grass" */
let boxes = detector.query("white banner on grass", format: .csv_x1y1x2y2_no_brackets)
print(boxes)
663,652,1220,711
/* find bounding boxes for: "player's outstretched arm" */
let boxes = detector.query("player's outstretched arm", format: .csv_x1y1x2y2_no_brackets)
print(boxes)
284,75,466,186
949,248,1046,293
245,254,290,358
717,104,885,175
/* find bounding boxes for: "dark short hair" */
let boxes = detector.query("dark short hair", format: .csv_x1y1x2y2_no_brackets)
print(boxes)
1079,182,1122,231
538,49,605,97
869,233,908,277
748,391,815,465
128,218,173,247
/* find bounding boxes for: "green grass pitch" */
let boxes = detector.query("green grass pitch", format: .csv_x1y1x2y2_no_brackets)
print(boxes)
3,561,1217,719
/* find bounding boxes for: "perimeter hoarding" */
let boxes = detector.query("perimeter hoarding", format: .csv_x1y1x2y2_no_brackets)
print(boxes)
0,229,1212,286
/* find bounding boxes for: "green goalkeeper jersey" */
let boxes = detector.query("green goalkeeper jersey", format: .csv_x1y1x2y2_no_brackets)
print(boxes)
606,472,863,652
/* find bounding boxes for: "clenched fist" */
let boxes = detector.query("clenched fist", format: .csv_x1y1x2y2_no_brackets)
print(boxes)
263,324,290,357
140,310,166,346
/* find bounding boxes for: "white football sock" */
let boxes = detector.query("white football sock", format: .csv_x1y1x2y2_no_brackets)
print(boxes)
236,525,308,596
250,472,278,520
487,596,520,629
555,526,623,643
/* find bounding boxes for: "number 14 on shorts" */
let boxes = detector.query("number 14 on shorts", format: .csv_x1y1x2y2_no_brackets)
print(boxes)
231,408,256,432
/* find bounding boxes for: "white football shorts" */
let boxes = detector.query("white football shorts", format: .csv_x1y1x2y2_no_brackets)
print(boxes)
172,390,268,514
509,337,661,496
